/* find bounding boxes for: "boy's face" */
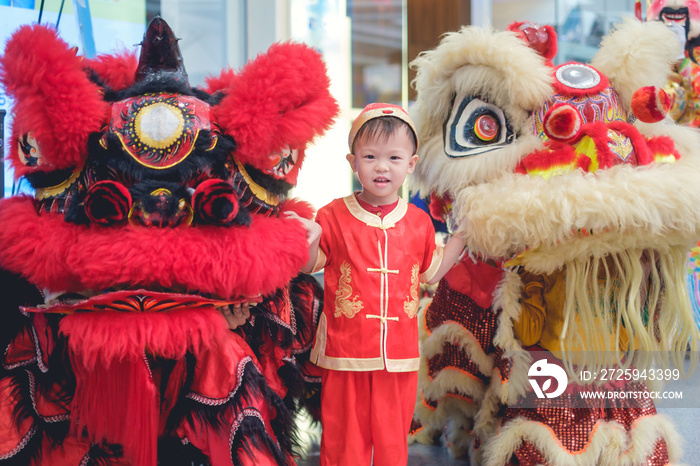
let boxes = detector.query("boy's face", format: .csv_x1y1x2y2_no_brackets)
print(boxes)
347,126,418,206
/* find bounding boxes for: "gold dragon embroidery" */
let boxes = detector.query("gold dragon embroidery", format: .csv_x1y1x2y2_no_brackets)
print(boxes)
334,262,363,318
403,263,420,318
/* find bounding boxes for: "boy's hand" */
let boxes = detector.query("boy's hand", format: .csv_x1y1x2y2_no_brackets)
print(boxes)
426,234,466,285
284,211,322,273
284,211,321,245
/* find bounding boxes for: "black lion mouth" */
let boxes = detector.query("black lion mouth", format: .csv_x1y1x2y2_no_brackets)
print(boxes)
660,7,690,32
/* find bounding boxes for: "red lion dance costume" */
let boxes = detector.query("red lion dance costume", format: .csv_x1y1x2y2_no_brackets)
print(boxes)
0,17,337,466
408,19,700,465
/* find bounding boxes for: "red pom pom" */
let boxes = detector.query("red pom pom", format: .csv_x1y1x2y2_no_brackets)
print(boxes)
84,180,132,226
631,86,670,123
543,103,582,143
192,179,240,225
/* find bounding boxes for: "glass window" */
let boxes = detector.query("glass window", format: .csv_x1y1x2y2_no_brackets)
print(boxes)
347,0,404,108
556,0,636,63
492,0,637,65
0,0,152,196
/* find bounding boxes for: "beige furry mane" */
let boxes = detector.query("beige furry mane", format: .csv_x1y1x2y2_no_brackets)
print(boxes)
409,26,553,197
592,18,678,108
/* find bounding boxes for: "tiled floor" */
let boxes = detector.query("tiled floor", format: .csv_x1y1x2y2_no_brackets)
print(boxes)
293,412,470,466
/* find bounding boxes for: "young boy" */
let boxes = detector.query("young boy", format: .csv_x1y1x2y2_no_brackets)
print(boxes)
291,103,464,466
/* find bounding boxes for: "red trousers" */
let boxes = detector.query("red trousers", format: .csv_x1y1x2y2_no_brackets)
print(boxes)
319,369,418,466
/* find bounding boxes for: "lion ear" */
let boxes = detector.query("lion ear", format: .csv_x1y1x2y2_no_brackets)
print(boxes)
85,51,138,92
207,41,339,170
0,24,108,178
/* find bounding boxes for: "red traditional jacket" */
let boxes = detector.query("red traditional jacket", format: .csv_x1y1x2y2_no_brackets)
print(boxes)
309,194,442,372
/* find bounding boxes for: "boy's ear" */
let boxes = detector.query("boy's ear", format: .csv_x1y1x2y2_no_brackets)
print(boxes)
406,154,419,174
346,153,358,173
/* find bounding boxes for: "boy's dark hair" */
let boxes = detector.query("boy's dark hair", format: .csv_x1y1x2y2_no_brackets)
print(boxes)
352,116,418,154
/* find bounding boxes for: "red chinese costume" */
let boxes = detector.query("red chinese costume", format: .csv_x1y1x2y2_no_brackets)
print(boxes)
408,19,700,465
0,17,337,466
309,194,442,465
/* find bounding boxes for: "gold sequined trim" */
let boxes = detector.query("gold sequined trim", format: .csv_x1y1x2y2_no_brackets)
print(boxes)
334,262,363,318
404,263,420,318
35,166,83,200
234,159,280,206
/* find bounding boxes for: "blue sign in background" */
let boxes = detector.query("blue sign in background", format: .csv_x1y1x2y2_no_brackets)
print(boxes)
0,1,145,197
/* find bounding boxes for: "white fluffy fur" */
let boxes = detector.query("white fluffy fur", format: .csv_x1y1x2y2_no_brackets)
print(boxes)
491,270,532,404
482,413,683,466
635,118,700,156
410,131,545,197
407,420,441,446
411,394,479,457
453,154,700,264
473,271,532,462
421,368,487,403
591,18,678,108
421,322,495,375
445,412,475,459
409,25,552,196
414,299,489,460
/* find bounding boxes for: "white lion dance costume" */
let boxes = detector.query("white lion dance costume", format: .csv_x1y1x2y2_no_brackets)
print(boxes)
408,19,700,466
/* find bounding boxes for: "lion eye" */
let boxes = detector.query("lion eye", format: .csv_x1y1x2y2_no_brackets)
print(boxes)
474,114,498,141
443,94,515,157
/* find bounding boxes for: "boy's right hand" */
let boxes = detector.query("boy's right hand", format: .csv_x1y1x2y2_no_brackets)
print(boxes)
284,211,322,274
284,211,322,245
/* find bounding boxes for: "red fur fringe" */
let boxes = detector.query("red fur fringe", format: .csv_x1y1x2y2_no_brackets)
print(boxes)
85,51,138,91
61,308,227,466
0,25,107,177
70,355,158,466
518,120,673,175
646,135,681,161
516,144,578,173
581,120,653,168
0,197,309,298
428,193,452,222
59,307,228,367
278,198,316,220
206,42,339,172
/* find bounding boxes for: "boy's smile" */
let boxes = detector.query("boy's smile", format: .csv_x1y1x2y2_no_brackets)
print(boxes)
373,175,390,186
